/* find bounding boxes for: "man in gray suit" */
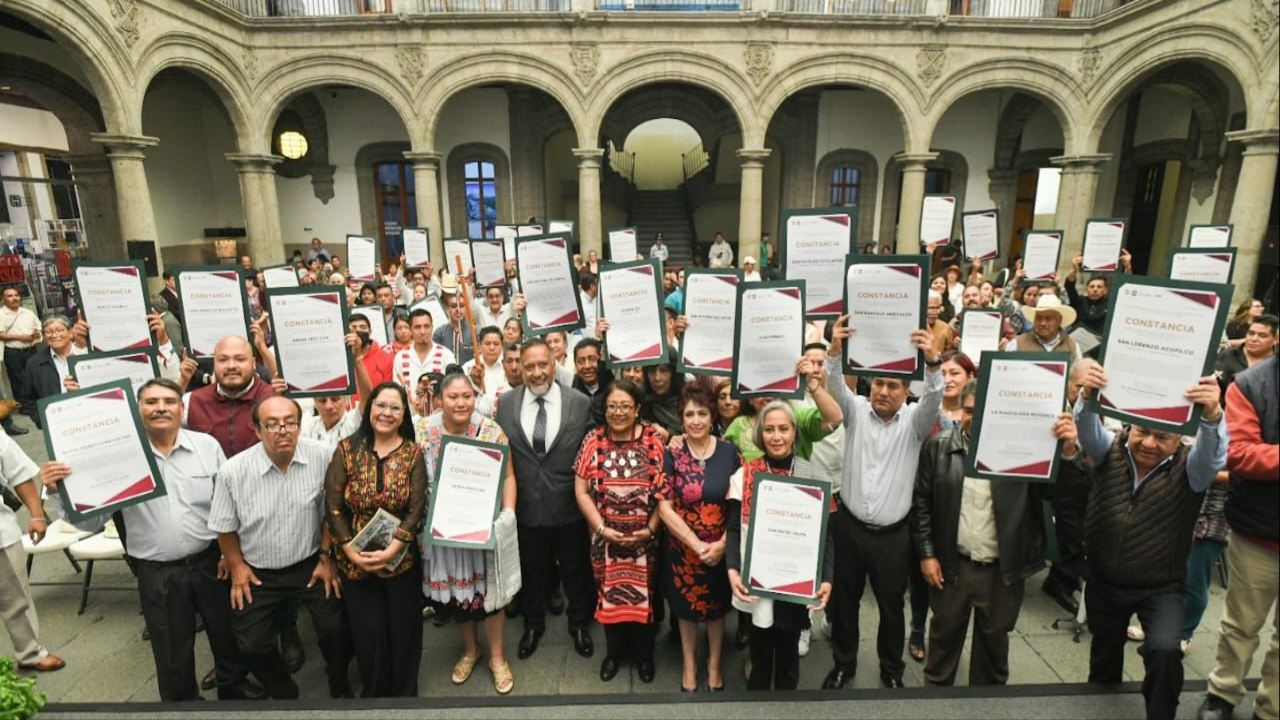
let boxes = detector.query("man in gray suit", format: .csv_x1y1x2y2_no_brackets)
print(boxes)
496,338,596,660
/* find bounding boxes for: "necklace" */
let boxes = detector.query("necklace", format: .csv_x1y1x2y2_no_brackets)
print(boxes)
687,437,714,468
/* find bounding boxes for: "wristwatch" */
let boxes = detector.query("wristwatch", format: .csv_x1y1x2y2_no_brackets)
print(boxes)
594,523,606,540
320,547,335,559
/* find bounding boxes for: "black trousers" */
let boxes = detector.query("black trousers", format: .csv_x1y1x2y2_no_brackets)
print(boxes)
1087,579,1186,720
518,520,595,631
341,569,422,698
3,347,35,415
603,622,655,664
135,545,251,701
748,626,801,690
1047,481,1089,589
230,556,351,699
924,559,1025,686
909,540,930,636
829,507,910,681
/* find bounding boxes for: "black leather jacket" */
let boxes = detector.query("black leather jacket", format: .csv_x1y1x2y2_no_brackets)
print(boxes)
911,429,1047,588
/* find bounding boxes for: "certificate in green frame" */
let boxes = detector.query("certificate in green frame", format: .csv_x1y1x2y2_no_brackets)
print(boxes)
730,279,806,401
841,253,929,381
514,232,585,337
425,434,509,551
742,471,831,606
264,286,355,398
965,351,1071,483
172,265,252,359
676,267,742,377
599,258,669,370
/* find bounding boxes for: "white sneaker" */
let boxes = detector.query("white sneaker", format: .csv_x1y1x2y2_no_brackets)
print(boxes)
798,629,811,657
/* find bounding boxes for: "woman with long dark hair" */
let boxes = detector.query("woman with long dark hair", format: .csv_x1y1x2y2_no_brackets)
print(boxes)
324,382,428,697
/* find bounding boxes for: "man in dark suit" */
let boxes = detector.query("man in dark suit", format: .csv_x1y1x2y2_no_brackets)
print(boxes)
495,338,595,660
160,271,184,328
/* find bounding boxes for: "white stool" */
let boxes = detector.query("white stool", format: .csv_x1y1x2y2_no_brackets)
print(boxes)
22,518,92,583
67,521,133,615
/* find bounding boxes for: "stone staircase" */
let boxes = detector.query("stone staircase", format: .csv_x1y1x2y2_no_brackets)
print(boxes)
630,189,695,267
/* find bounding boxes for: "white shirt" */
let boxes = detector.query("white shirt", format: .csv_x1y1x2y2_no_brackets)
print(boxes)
650,243,669,261
473,301,513,332
708,241,734,269
579,291,599,336
0,306,40,349
519,382,562,451
207,439,331,570
956,475,999,562
301,409,362,452
0,434,39,549
463,356,511,419
392,343,457,390
743,270,762,282
52,345,90,389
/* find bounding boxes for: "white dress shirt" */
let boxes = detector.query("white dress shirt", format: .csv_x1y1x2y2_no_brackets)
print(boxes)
956,476,999,562
0,434,39,549
519,382,562,451
473,301,513,331
300,409,362,452
0,306,40,350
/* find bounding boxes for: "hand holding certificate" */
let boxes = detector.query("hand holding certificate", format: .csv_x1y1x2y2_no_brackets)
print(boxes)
599,260,667,368
39,381,165,521
742,472,831,605
966,353,1070,482
608,227,638,263
781,208,852,318
403,227,431,269
69,348,159,395
470,239,506,287
174,266,251,358
74,261,152,352
919,195,957,247
1022,231,1063,281
1082,219,1127,272
731,281,805,400
515,234,584,335
962,209,1000,261
347,235,377,282
841,255,928,379
266,287,355,397
426,436,508,549
678,269,740,375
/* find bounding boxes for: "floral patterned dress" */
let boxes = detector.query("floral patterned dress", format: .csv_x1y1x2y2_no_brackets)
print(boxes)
416,412,508,621
573,423,666,625
657,439,740,622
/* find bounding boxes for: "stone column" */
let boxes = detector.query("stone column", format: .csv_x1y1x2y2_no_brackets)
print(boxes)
737,148,771,267
89,133,160,275
894,152,938,250
986,168,1018,261
1225,129,1279,301
62,153,124,261
226,153,285,267
1050,153,1111,270
404,151,444,266
574,148,604,256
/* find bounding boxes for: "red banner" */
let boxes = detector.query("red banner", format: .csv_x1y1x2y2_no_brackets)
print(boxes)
0,256,24,284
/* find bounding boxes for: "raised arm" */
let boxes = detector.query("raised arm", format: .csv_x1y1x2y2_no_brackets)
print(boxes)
1073,358,1115,466
910,328,945,440
1184,376,1227,494
823,314,860,423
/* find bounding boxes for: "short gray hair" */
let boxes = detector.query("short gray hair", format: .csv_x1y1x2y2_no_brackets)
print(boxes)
752,400,797,451
41,315,72,333
960,379,979,405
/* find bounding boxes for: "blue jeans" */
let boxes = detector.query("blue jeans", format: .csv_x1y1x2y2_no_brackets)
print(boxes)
1182,538,1228,641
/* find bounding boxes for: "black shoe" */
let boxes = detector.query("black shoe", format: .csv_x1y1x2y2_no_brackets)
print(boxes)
735,625,751,649
141,625,150,642
518,627,544,659
1196,694,1236,720
822,667,852,690
3,424,27,436
433,603,455,628
882,675,905,689
200,668,217,691
637,660,656,684
547,590,566,616
600,657,619,682
217,680,267,701
329,688,354,699
1041,575,1080,616
280,631,305,675
570,627,594,658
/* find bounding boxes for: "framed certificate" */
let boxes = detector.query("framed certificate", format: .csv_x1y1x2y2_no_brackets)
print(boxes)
495,225,519,260
173,266,251,359
1022,231,1063,282
515,233,584,336
425,435,508,550
39,380,165,522
346,235,377,282
68,347,159,395
919,195,958,248
351,304,389,347
266,287,355,398
742,472,831,605
608,227,638,263
780,207,852,319
959,309,1003,366
1167,248,1236,285
1187,224,1232,248
1081,218,1127,272
731,281,805,400
403,227,431,269
677,268,741,376
517,224,543,237
842,255,929,380
262,263,300,289
443,238,472,277
73,260,152,352
962,209,1000,261
470,239,506,288
599,259,668,368
1090,275,1230,434
965,353,1070,482
548,220,575,238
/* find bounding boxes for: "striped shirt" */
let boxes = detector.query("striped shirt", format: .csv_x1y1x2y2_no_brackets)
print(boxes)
207,438,331,569
391,343,457,389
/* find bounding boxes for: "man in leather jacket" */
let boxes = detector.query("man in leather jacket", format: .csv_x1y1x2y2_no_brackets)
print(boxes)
911,378,1079,686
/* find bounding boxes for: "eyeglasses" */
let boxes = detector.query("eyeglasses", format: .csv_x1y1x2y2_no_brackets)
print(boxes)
606,403,636,414
373,402,405,415
261,421,300,434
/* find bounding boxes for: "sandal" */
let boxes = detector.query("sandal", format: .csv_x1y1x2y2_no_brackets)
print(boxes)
909,631,926,663
451,654,481,685
491,661,514,695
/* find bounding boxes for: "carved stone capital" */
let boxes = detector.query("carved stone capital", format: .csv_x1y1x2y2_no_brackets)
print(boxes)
90,133,158,160
894,151,940,169
737,148,772,168
1225,128,1280,156
1050,153,1113,173
573,147,605,169
403,150,443,168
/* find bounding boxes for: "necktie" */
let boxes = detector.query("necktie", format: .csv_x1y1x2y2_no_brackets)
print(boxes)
533,397,547,455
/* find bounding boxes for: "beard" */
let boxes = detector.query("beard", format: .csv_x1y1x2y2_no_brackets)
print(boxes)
527,380,551,397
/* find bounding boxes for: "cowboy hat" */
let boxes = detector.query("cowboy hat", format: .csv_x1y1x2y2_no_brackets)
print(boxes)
438,272,459,294
1021,293,1078,327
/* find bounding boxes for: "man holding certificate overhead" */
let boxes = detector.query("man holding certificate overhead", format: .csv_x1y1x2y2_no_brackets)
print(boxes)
912,379,1078,687
821,318,944,691
1073,359,1227,720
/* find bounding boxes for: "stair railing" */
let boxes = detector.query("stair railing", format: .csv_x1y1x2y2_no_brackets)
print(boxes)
608,141,636,185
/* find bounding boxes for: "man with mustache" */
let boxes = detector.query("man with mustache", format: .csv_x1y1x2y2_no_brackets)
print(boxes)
40,379,264,701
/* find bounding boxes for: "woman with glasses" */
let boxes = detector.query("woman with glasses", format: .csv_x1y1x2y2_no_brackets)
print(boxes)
418,370,519,695
324,381,428,697
574,379,667,684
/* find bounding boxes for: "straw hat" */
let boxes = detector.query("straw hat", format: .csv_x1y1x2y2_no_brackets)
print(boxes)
1020,293,1078,327
438,272,459,294
743,256,757,266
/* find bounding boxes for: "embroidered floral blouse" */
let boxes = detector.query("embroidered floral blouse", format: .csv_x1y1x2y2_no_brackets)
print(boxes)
325,435,429,580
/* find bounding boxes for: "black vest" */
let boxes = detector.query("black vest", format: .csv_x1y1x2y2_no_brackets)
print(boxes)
1225,356,1279,542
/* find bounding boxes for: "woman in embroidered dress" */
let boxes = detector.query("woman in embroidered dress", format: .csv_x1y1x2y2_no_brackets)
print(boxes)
574,379,667,684
325,382,429,697
417,371,518,694
727,399,835,691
